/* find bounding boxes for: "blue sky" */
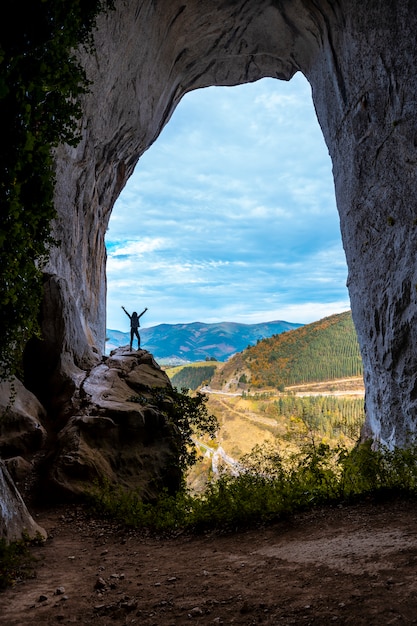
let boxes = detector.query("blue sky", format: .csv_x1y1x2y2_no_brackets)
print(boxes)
105,72,350,332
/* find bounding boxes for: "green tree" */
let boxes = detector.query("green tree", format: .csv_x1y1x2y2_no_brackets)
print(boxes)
171,365,216,390
130,387,218,483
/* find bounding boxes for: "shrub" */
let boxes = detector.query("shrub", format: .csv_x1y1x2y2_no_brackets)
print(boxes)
87,440,417,535
129,386,218,479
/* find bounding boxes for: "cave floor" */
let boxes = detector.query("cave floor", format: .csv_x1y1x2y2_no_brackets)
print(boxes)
2,498,417,625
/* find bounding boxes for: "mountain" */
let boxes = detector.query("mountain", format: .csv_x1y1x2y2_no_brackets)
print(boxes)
106,320,303,364
210,311,363,390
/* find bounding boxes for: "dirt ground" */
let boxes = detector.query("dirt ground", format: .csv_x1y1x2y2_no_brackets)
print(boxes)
2,498,417,625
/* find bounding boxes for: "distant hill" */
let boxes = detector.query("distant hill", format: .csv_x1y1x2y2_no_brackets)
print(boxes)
106,320,303,363
170,363,220,390
210,311,363,390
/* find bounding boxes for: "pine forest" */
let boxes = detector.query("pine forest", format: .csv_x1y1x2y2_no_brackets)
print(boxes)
242,311,362,388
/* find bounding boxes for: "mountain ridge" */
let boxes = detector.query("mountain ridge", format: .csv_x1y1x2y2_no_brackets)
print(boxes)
106,319,303,364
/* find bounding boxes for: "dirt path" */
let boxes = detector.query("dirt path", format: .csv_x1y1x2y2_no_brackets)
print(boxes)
286,378,365,397
2,499,417,625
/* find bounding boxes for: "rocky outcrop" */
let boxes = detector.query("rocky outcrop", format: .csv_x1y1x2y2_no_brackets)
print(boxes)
0,349,182,538
0,462,47,543
0,378,47,459
18,2,417,448
0,379,49,541
41,348,181,501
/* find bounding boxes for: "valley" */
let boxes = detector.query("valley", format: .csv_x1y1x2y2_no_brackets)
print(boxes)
185,377,365,492
165,313,366,490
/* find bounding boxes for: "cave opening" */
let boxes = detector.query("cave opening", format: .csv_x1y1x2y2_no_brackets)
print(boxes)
105,73,349,347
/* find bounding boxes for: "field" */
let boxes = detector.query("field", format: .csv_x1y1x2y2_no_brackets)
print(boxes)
164,313,366,490
186,376,365,491
164,361,221,386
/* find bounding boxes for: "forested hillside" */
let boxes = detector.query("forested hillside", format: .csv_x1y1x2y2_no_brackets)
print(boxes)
211,311,363,390
171,364,218,390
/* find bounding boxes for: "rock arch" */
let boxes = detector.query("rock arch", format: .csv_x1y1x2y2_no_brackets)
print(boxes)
30,0,417,447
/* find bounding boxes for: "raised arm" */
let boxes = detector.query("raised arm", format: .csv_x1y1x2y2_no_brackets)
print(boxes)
121,306,131,319
139,307,148,318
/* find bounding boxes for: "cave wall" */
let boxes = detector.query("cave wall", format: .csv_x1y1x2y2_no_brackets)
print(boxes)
43,0,417,446
304,1,417,445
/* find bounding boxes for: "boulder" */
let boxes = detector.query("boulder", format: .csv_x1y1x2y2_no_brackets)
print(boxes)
41,349,181,501
0,461,47,543
0,378,47,458
3,456,33,486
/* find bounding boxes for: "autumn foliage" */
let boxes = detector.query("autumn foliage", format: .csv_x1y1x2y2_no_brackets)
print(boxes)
240,311,362,389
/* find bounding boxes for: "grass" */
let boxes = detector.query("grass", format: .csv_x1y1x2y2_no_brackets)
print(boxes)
5,436,417,589
0,534,39,589
87,439,417,534
208,394,277,456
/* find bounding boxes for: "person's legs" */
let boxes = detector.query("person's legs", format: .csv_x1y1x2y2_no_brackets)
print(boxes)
130,328,134,350
134,328,140,349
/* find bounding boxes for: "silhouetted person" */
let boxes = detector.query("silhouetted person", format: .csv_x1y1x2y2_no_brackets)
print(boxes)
122,306,148,350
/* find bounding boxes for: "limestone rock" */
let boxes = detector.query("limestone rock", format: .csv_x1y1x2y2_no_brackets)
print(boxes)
3,456,33,486
0,461,47,543
8,0,417,543
41,349,181,501
18,1,417,449
0,378,47,457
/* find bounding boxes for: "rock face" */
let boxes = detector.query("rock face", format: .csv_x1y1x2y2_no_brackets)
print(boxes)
0,378,47,459
1,346,183,538
0,461,47,543
0,379,48,541
41,348,181,501
0,348,182,540
19,1,417,448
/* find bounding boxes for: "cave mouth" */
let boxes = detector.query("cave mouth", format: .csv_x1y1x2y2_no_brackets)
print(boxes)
105,74,348,342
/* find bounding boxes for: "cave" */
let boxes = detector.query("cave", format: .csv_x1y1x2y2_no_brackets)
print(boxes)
28,0,417,447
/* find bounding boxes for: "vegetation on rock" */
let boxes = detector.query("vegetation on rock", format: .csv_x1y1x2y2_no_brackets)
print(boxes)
130,386,218,481
0,0,113,378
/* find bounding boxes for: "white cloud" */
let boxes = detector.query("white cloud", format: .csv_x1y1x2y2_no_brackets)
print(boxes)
105,74,349,331
107,237,170,257
247,302,352,325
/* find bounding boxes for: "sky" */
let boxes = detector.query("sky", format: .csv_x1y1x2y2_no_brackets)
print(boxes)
105,72,351,332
